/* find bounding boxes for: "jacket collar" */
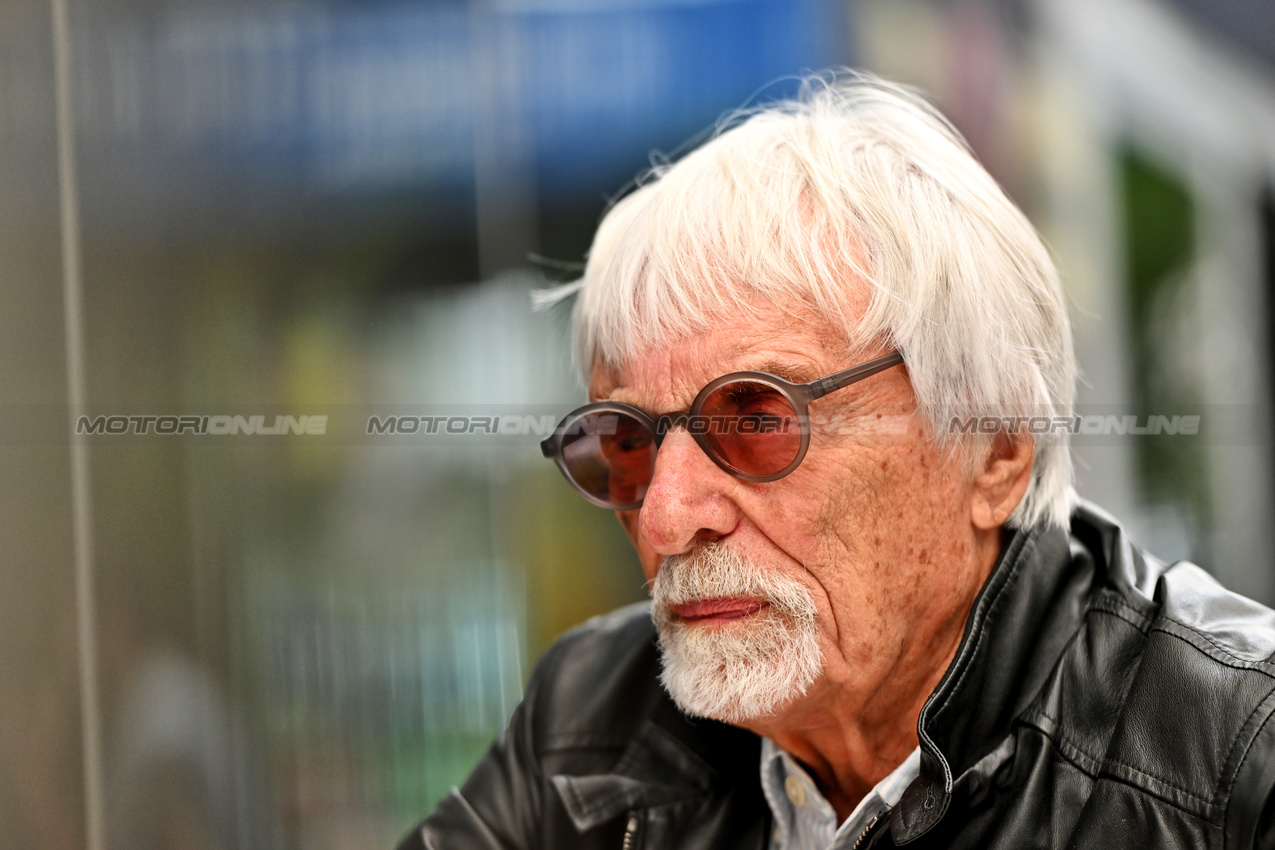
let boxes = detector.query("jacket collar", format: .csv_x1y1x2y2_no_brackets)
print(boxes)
891,505,1098,843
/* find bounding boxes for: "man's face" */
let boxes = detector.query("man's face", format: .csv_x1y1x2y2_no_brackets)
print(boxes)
589,305,993,732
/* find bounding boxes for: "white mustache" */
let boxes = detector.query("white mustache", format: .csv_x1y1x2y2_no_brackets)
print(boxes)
651,542,817,625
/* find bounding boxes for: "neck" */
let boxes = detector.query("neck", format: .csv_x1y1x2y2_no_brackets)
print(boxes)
746,623,961,821
741,526,1003,822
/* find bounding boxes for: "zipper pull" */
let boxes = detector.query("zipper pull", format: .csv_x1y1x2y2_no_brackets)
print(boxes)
621,812,640,850
851,810,886,850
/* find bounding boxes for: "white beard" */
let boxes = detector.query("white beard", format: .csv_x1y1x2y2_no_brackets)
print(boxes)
651,542,822,724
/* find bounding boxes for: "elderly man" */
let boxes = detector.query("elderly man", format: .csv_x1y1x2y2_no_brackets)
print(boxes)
398,76,1275,849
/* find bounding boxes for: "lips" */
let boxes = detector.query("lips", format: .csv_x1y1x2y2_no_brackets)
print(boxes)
668,597,768,623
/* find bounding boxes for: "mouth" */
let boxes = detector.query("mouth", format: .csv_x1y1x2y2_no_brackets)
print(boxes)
668,597,768,625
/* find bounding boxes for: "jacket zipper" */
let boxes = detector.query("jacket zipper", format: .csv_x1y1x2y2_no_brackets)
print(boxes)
621,812,640,850
851,810,885,850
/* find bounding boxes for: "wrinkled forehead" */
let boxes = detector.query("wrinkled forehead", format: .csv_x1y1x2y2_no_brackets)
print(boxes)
597,277,867,356
575,245,878,397
587,300,868,405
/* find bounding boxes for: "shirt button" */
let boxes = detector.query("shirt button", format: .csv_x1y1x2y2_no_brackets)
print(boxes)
784,775,806,807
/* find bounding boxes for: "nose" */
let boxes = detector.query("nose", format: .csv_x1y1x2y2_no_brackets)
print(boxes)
637,428,741,556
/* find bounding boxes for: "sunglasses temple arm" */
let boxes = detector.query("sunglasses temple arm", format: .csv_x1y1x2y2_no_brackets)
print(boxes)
810,351,905,399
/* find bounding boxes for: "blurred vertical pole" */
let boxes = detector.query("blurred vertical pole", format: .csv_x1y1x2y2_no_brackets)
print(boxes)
49,0,104,847
469,0,539,279
1265,187,1275,549
1032,19,1141,530
1193,168,1275,602
469,0,538,695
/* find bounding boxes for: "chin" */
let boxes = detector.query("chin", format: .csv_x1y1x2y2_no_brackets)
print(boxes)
654,604,823,724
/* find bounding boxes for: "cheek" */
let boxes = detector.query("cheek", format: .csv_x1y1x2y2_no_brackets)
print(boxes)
863,448,976,604
864,446,969,547
807,447,902,543
806,446,973,602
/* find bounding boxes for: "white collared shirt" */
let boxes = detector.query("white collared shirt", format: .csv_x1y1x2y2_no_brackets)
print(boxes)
759,738,921,850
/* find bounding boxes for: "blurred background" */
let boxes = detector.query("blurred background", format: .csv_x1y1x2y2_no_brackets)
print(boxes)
2,0,1274,846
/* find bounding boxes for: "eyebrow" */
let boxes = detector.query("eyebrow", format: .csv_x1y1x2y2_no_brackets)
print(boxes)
591,360,822,405
751,360,819,384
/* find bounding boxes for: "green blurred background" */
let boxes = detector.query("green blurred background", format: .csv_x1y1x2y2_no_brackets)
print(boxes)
2,0,1274,846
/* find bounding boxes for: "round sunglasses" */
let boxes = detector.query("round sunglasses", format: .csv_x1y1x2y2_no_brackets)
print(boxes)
540,350,904,509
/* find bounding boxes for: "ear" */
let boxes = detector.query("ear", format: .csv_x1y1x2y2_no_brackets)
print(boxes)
970,432,1034,530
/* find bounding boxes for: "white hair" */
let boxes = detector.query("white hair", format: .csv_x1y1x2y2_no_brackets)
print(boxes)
543,72,1076,529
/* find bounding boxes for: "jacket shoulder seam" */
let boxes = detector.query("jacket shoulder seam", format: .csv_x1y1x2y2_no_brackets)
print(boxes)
1153,620,1275,675
1090,595,1154,631
1024,709,1216,816
1098,754,1216,813
1019,708,1102,776
1090,601,1153,633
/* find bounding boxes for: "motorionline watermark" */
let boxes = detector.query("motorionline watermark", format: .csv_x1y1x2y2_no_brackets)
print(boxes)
365,412,793,437
9,405,1236,447
367,414,560,436
72,411,1202,439
76,414,328,436
947,414,1200,437
363,411,1205,439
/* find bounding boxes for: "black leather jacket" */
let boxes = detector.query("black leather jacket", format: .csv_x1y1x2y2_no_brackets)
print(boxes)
398,503,1275,848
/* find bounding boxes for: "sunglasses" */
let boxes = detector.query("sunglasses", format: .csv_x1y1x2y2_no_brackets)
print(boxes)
540,350,904,509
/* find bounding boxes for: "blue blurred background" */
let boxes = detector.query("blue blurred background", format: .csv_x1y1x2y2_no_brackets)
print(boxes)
2,0,1274,847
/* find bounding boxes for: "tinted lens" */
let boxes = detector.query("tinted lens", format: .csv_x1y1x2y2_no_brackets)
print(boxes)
700,381,802,476
559,411,656,507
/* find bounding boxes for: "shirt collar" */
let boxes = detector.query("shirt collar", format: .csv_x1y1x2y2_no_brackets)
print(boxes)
760,738,921,849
